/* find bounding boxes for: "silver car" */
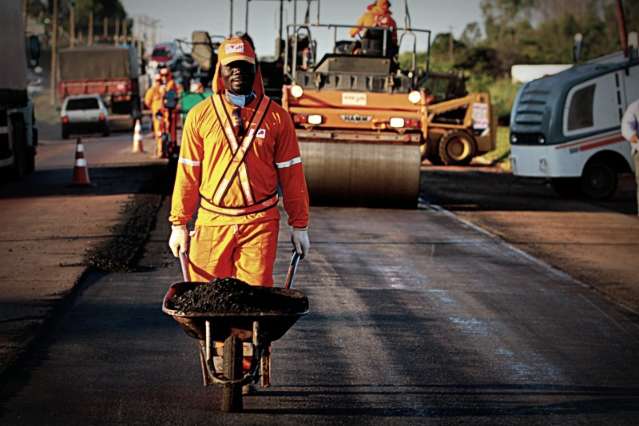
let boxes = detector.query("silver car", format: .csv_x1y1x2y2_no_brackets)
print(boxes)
60,95,110,139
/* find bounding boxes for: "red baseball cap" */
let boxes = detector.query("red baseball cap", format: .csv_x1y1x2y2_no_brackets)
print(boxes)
218,37,256,65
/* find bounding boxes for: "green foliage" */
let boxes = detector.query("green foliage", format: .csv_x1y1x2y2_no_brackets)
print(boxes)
479,0,639,74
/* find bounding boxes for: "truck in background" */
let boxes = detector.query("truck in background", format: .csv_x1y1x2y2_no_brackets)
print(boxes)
0,0,38,179
510,51,638,199
58,46,142,123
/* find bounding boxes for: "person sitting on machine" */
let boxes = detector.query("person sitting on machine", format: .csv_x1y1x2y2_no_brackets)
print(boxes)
349,0,398,57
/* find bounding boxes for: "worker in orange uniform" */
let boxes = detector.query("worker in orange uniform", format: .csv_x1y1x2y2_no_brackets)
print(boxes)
158,68,180,158
144,74,164,157
168,36,310,287
349,0,398,54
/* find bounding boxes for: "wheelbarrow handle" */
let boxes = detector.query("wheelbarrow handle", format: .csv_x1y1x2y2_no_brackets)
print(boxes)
284,251,302,289
179,251,190,282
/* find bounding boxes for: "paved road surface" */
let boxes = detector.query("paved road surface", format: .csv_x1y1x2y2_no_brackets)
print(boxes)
1,198,638,424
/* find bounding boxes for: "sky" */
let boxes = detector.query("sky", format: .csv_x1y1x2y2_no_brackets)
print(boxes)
121,0,484,57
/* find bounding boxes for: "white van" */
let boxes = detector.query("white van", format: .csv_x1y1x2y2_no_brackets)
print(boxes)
510,53,638,199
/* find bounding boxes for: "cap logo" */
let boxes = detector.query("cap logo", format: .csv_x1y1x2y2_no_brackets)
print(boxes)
225,43,244,54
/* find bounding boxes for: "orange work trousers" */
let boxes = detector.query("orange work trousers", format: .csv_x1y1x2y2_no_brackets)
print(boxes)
152,113,163,157
187,220,279,286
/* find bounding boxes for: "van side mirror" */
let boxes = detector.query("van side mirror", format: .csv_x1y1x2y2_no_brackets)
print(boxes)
27,35,41,68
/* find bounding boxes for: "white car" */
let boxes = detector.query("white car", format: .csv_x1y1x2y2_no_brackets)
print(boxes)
60,95,110,139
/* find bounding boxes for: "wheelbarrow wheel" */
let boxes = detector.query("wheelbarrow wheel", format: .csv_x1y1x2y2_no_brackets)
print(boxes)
221,335,243,412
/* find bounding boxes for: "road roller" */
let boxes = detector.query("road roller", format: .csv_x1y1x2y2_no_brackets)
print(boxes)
281,23,432,207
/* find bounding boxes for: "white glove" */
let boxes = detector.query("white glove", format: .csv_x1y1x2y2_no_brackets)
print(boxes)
291,228,310,258
168,225,189,257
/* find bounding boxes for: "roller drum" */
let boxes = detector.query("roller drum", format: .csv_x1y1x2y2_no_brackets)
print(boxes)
299,141,421,207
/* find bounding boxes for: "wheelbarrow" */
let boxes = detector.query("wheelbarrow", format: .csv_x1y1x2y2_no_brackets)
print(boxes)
162,251,308,412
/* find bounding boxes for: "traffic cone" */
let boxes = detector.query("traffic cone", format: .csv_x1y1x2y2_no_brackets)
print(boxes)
132,119,144,153
71,138,91,186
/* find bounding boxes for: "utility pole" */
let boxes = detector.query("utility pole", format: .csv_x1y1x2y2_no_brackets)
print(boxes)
277,0,283,56
229,0,234,36
122,18,128,43
615,0,628,56
69,1,75,47
50,0,58,105
88,10,93,46
103,16,108,42
22,0,28,30
448,27,454,63
114,17,120,45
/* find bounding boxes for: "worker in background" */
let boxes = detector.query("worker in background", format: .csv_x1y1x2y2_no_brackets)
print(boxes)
349,0,398,51
179,80,211,124
168,35,310,287
158,67,180,158
144,74,164,157
621,98,639,215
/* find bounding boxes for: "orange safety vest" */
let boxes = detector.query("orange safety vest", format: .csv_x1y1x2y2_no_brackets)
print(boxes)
199,94,278,216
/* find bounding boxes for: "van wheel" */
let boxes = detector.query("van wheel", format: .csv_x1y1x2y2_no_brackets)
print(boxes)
550,178,580,198
438,130,476,166
580,161,617,200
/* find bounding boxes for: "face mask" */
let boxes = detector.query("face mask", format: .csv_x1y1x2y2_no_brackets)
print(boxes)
226,91,255,107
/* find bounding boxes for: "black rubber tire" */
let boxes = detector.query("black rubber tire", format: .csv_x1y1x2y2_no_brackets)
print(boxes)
102,124,110,137
550,178,580,198
9,114,27,179
580,161,617,200
438,130,476,166
422,138,443,165
221,335,243,413
62,125,69,140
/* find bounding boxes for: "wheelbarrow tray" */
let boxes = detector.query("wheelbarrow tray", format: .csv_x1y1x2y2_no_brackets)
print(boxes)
162,281,309,342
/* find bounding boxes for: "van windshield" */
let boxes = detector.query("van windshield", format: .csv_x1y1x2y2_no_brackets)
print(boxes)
66,98,100,110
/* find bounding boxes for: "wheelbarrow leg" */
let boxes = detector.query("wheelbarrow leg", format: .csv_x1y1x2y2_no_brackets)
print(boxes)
261,347,271,388
252,321,271,388
221,334,243,412
197,320,215,386
198,342,210,386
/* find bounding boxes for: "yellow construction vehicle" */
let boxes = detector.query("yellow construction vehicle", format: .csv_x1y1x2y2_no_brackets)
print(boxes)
282,22,495,206
419,71,495,165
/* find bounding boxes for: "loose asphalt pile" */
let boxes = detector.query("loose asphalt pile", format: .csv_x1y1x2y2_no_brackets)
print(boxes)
168,278,308,314
85,194,163,272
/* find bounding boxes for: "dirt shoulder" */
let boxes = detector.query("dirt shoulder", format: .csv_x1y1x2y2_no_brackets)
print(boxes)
422,165,639,315
0,159,166,376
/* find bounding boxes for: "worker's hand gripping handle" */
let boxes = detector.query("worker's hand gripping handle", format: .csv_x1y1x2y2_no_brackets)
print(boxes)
179,251,190,282
284,251,302,289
